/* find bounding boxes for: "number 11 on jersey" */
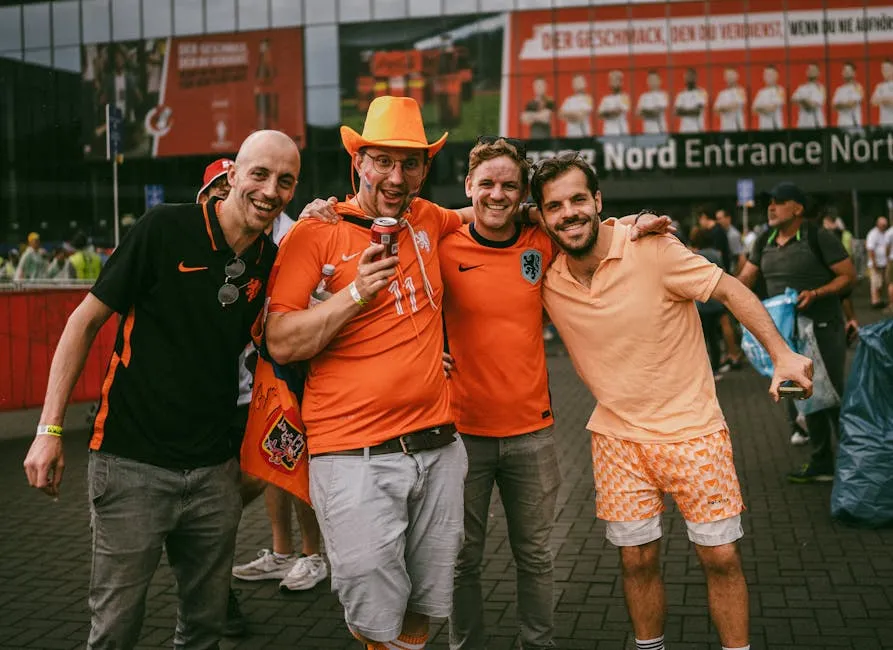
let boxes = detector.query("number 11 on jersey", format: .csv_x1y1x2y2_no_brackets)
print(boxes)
388,276,418,315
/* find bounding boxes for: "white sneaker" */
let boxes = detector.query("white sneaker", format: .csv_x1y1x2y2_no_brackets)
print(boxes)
790,431,810,446
232,549,297,581
279,553,328,591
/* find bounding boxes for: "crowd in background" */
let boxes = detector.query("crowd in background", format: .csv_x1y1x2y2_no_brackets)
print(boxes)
0,231,106,282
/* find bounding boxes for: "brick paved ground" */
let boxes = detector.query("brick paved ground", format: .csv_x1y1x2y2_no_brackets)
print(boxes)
0,285,891,649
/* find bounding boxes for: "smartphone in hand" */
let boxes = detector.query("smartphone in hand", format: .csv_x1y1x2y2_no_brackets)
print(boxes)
778,380,807,399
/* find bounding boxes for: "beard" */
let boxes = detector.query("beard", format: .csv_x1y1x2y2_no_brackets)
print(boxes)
545,210,600,258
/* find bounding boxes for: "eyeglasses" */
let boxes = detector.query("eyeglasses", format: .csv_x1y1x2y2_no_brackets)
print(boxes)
218,257,247,307
363,152,426,178
476,135,528,158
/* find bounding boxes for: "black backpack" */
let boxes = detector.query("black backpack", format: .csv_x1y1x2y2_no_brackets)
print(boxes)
751,222,850,298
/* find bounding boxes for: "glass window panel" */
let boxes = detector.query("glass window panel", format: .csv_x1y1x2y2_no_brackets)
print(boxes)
271,0,303,27
304,0,336,25
54,45,82,73
143,0,172,38
112,0,141,41
174,0,203,36
443,0,476,15
374,0,407,20
0,51,24,62
480,0,513,10
339,0,372,23
237,0,270,31
25,47,53,68
53,1,80,47
24,2,51,49
206,0,237,33
0,6,22,53
307,85,340,126
305,24,338,87
408,0,439,18
515,0,551,10
82,0,111,44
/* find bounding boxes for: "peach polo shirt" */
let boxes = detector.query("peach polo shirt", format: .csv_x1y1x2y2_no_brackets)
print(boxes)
541,221,727,443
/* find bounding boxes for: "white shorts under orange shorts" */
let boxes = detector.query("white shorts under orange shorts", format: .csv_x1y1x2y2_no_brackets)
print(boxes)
591,429,744,547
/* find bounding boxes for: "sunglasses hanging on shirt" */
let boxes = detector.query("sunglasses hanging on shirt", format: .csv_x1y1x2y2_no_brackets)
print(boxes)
218,257,247,307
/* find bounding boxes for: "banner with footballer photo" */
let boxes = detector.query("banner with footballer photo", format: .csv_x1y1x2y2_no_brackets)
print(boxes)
81,28,305,158
501,0,893,139
338,13,505,143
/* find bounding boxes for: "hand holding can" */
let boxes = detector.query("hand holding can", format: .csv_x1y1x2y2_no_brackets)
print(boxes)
371,217,400,261
352,243,399,304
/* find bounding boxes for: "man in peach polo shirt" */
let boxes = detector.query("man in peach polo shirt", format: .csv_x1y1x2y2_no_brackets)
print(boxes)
531,154,813,650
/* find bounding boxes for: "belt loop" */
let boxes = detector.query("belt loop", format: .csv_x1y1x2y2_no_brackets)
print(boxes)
363,446,371,461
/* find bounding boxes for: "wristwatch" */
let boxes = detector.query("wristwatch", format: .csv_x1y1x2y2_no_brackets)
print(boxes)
635,209,657,223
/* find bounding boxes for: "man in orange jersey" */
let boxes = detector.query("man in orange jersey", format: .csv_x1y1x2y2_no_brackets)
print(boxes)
22,131,299,649
440,137,674,650
532,154,813,650
265,96,469,650
440,136,559,650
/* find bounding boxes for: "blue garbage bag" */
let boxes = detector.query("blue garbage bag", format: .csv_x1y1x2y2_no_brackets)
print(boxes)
741,288,799,378
830,319,893,528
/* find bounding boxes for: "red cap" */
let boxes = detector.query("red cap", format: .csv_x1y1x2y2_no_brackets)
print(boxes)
196,158,233,203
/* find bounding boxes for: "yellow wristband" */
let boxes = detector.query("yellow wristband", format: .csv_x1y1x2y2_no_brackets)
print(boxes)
36,424,63,437
349,281,368,307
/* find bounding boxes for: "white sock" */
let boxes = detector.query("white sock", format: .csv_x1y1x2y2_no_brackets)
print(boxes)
273,551,293,560
636,636,665,650
722,646,750,650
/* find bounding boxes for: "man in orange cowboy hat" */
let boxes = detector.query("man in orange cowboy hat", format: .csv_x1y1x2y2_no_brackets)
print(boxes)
264,96,467,649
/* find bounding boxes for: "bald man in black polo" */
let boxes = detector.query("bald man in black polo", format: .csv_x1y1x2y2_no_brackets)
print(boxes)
24,131,301,649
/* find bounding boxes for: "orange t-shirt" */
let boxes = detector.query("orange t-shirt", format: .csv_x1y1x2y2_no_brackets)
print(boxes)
268,198,462,454
440,223,555,436
541,221,727,444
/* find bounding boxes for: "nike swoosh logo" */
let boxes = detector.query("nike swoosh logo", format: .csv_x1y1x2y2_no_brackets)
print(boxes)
178,262,209,273
342,253,360,262
458,264,484,272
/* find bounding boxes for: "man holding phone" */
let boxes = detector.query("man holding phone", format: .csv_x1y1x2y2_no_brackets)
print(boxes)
531,154,813,650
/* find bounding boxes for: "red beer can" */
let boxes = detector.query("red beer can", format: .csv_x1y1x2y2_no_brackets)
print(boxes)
371,217,400,260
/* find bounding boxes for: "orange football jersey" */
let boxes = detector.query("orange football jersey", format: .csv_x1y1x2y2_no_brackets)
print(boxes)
440,223,556,436
268,198,462,454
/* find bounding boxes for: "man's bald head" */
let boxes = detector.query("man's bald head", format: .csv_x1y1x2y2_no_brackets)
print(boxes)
234,129,301,171
225,130,301,234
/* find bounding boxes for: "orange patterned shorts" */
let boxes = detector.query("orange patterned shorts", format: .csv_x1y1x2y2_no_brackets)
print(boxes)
591,429,744,524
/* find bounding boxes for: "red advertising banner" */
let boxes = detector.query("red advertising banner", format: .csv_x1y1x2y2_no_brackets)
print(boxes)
82,28,305,158
502,1,893,138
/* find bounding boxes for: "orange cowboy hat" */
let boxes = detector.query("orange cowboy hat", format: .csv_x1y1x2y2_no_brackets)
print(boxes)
340,96,448,157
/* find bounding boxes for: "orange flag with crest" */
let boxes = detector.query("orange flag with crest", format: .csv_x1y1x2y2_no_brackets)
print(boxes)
239,263,312,505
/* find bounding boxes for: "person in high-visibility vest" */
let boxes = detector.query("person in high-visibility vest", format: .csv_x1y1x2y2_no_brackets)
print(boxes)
66,232,102,280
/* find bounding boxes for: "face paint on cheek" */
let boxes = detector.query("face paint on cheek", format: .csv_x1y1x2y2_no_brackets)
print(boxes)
361,172,374,192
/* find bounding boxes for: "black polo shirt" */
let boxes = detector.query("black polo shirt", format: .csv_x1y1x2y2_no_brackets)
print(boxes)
89,198,276,469
749,223,848,324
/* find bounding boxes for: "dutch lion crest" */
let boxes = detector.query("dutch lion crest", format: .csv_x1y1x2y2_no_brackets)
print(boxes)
261,414,306,472
520,249,543,285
